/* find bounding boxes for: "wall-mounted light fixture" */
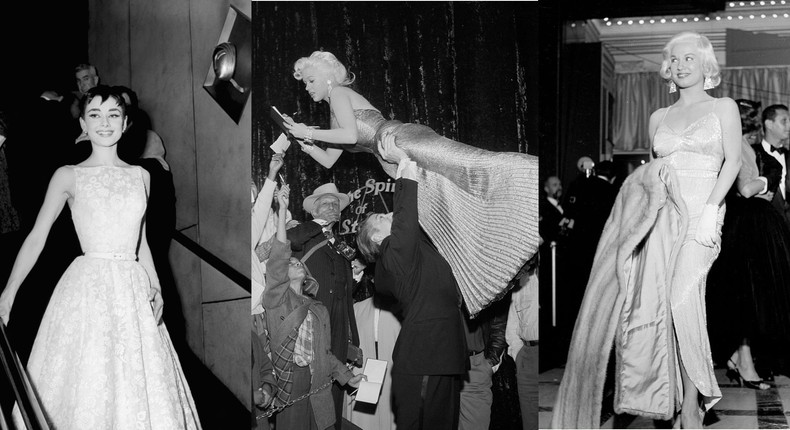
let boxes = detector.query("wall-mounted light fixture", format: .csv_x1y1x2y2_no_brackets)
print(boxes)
203,6,251,124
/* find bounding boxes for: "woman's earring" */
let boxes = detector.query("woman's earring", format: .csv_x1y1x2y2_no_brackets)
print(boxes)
669,81,677,94
703,76,714,90
327,80,333,96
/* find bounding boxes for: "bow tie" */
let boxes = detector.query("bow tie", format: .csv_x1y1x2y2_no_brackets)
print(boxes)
770,145,788,155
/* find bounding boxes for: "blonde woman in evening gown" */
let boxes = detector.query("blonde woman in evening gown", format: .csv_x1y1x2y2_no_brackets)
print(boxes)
280,51,538,316
552,31,741,429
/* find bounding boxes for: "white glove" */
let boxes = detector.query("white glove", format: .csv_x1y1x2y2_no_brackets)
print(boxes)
695,204,719,248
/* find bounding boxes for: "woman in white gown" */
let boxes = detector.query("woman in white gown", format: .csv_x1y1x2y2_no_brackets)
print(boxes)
0,85,201,430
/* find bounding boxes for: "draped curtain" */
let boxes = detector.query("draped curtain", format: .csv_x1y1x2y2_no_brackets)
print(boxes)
613,66,790,151
252,2,531,222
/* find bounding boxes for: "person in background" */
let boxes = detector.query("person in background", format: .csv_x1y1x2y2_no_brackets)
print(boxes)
263,185,364,430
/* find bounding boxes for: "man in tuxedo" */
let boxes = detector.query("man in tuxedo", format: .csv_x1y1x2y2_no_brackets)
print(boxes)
540,176,566,245
756,104,790,226
356,134,467,429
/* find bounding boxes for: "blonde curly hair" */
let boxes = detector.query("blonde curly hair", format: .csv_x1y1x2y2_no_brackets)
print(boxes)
659,32,721,90
293,51,355,86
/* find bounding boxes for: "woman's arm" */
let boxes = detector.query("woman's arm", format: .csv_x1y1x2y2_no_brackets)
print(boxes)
707,98,743,206
0,166,74,323
284,87,359,145
138,169,164,324
299,145,343,169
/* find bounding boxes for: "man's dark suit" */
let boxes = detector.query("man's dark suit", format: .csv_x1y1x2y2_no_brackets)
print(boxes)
286,220,359,430
752,142,790,226
375,178,468,429
539,195,564,245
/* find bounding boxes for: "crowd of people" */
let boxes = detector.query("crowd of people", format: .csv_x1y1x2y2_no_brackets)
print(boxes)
548,31,790,429
251,51,538,429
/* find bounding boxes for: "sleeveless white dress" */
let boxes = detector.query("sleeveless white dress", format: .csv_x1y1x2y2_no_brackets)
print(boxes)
15,166,201,430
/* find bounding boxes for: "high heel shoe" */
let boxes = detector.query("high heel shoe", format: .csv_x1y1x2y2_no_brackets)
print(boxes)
726,359,769,390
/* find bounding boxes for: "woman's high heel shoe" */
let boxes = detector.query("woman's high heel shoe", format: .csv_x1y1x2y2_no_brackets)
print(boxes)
726,359,769,390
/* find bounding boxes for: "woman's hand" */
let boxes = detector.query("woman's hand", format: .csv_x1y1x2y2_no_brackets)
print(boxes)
378,132,408,164
756,191,775,201
0,289,14,325
298,141,315,155
277,184,290,214
695,204,719,247
149,288,163,325
282,114,313,140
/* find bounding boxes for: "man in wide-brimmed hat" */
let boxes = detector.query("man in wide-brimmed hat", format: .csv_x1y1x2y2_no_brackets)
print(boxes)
285,182,360,428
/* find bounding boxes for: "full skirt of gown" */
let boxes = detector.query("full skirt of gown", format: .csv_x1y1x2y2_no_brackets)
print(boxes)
350,109,539,316
13,166,200,430
707,194,790,375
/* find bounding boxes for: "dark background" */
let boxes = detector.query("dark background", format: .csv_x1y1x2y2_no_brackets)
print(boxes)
252,1,538,223
252,2,539,428
0,3,89,115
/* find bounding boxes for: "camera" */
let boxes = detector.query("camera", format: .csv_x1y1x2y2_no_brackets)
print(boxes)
330,239,357,261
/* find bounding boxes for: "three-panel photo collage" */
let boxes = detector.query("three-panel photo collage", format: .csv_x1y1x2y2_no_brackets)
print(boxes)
3,1,790,429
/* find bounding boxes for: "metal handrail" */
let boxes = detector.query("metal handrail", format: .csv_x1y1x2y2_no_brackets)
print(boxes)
172,230,250,293
0,320,49,430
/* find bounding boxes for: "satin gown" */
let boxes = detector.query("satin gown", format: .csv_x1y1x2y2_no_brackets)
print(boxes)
340,109,539,316
652,105,725,410
15,166,200,430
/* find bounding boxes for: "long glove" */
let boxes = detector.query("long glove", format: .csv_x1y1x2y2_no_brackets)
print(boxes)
695,204,719,248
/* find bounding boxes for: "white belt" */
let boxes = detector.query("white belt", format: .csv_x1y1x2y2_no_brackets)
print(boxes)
84,252,137,261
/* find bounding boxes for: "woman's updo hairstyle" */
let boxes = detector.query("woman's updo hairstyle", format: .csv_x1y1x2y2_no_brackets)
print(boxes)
659,31,721,89
736,99,762,135
79,85,128,119
293,51,355,87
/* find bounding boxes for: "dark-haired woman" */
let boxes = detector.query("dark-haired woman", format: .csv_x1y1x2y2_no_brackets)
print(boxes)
0,86,201,429
707,99,790,390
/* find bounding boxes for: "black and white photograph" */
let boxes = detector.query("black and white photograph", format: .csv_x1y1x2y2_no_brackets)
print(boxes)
0,1,252,429
540,0,790,428
251,2,539,430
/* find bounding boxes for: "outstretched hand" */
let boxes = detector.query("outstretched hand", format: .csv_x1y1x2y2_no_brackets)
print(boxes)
277,184,290,213
267,153,284,181
377,132,408,165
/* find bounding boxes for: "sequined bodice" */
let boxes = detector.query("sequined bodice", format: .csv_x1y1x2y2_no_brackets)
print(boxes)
354,109,387,144
72,166,146,255
653,111,724,176
652,107,725,235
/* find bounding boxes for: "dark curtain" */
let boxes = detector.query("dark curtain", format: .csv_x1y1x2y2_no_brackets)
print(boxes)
252,3,533,428
252,1,535,223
